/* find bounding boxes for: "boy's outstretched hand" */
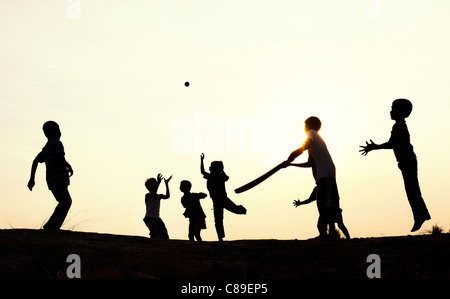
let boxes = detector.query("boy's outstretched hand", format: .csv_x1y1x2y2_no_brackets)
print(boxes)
359,139,376,156
157,173,163,183
164,175,172,183
293,200,302,207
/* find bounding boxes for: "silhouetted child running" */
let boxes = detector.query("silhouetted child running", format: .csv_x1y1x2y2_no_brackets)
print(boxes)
143,174,172,239
283,116,349,239
27,121,73,230
200,153,246,241
180,180,207,242
291,155,350,239
360,98,431,232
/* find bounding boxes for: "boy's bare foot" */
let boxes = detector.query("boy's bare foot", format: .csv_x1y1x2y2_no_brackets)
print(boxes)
411,218,428,232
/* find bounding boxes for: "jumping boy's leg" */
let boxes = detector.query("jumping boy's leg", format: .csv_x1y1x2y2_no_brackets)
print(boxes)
399,162,431,231
44,185,72,230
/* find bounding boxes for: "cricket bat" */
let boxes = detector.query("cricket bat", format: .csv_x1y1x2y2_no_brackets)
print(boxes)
234,162,286,194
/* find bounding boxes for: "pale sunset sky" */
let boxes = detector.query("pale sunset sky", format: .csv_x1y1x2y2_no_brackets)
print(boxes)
1,1,449,241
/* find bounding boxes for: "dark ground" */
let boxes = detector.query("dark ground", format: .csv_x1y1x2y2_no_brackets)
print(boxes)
1,229,450,280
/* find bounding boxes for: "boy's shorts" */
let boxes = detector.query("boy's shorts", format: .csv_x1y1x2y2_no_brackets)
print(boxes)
318,211,343,224
316,177,340,215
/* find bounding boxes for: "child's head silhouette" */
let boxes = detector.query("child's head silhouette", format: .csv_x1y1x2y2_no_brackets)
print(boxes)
43,121,61,139
145,178,158,193
304,116,321,132
391,98,412,120
180,180,192,193
210,161,224,173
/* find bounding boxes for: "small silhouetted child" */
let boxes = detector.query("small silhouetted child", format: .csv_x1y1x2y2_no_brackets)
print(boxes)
200,153,246,241
27,121,73,230
284,116,349,239
360,99,431,232
143,174,172,239
180,180,207,242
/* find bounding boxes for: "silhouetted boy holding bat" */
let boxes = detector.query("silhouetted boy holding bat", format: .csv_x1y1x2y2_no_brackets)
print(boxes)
201,153,246,241
360,99,431,232
284,116,349,239
291,155,350,239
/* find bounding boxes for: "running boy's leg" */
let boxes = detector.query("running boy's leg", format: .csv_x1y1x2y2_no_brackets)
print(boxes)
44,184,72,230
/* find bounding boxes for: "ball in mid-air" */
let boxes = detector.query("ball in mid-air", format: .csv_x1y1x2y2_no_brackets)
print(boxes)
185,81,190,87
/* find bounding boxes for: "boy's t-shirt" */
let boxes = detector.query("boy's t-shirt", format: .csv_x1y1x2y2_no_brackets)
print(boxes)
36,138,70,190
181,193,206,219
305,129,336,180
145,194,162,218
389,120,416,163
203,172,229,199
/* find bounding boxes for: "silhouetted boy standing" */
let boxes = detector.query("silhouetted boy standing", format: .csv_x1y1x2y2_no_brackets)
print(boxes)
180,180,207,242
144,174,172,239
360,99,431,232
284,117,348,239
28,121,73,230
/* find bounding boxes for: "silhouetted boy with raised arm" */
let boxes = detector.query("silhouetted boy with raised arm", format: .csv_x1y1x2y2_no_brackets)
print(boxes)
200,153,246,241
144,174,172,239
360,99,431,232
284,117,348,239
27,121,73,230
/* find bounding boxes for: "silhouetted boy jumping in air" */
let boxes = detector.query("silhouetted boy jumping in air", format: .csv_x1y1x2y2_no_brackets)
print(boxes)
144,174,172,239
180,180,207,242
200,153,246,241
28,121,73,230
284,117,349,239
360,98,431,232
